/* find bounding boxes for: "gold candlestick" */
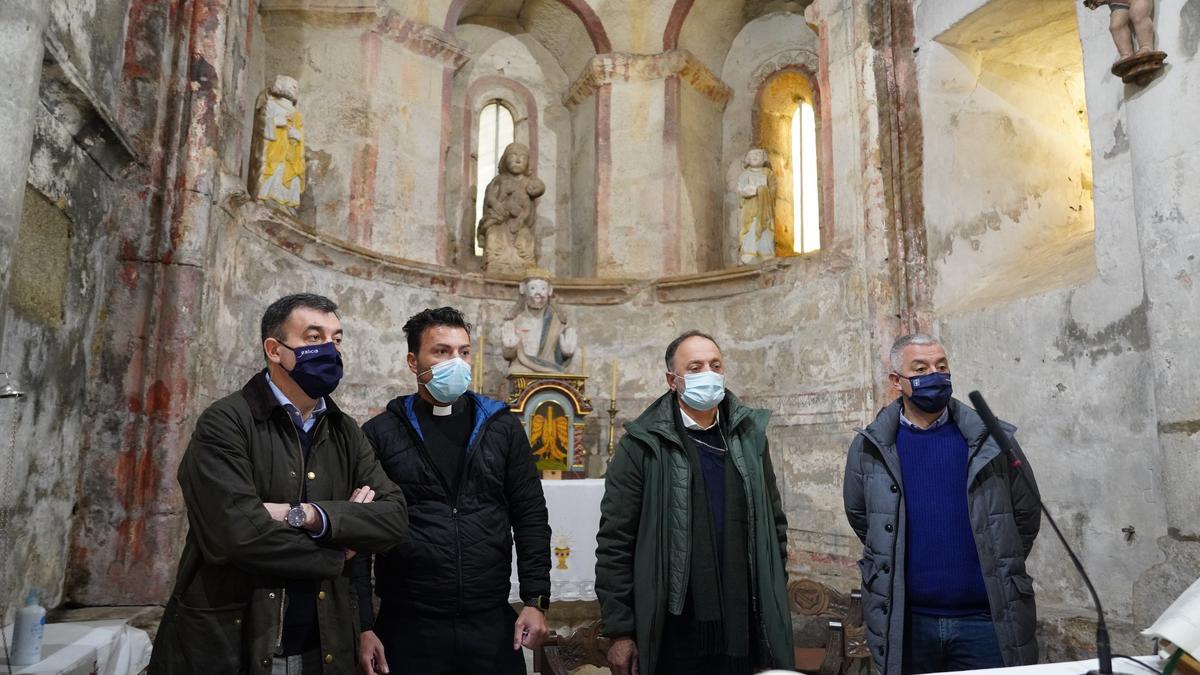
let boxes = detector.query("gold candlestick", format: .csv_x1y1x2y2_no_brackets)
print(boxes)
605,397,619,463
473,327,485,392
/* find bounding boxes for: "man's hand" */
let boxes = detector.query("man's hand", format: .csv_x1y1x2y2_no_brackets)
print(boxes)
512,606,549,651
608,637,639,675
264,503,290,523
358,630,389,675
342,486,376,560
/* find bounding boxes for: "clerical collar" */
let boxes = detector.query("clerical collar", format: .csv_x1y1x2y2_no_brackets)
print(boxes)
679,407,720,431
417,396,465,417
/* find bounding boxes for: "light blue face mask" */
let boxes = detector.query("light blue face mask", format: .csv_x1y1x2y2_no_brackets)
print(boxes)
420,357,472,403
674,370,726,411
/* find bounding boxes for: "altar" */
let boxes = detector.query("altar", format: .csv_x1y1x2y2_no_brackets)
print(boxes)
509,478,606,603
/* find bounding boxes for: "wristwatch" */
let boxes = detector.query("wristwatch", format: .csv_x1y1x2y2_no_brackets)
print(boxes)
525,595,550,612
286,503,307,528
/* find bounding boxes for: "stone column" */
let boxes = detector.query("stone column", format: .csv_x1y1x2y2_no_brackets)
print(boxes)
0,2,49,345
565,51,731,278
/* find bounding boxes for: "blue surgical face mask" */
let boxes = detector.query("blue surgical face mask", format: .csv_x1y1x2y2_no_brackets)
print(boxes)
902,371,953,413
420,357,472,403
673,370,726,411
279,341,343,399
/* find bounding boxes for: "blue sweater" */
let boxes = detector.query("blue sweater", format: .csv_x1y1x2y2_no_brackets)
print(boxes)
897,420,990,617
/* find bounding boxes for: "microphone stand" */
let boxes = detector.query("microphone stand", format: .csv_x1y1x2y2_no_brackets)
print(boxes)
967,390,1126,675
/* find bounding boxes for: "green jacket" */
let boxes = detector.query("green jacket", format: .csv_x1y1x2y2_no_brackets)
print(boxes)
595,391,794,674
148,371,408,675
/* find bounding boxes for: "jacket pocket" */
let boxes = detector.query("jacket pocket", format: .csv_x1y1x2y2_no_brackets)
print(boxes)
857,557,880,591
1011,574,1035,596
166,598,247,672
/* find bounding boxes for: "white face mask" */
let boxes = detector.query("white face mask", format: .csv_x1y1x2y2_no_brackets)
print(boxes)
673,371,726,411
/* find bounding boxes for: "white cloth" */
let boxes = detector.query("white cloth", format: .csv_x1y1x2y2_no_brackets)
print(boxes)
509,478,605,603
1143,575,1200,654
1,620,151,674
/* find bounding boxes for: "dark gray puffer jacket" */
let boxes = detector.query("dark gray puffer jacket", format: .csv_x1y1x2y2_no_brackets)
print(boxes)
843,398,1042,675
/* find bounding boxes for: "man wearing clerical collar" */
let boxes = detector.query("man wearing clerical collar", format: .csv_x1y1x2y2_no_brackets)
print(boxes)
596,330,794,675
354,306,551,675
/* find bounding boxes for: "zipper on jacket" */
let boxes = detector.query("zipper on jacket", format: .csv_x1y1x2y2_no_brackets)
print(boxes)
720,423,776,665
857,431,900,670
400,406,504,616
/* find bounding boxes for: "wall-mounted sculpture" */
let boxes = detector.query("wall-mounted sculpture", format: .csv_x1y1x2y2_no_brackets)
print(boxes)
737,148,776,265
249,75,305,209
1084,0,1167,85
478,143,545,274
501,270,576,375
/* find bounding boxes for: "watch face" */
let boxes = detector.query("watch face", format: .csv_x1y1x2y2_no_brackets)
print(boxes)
286,506,306,528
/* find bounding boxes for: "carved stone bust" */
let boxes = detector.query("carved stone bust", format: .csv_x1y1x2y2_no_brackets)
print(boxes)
500,270,576,374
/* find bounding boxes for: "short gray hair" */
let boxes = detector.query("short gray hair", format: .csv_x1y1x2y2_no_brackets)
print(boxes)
889,333,941,372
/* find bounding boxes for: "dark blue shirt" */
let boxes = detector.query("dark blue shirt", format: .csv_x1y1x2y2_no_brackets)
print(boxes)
682,410,727,570
896,418,990,616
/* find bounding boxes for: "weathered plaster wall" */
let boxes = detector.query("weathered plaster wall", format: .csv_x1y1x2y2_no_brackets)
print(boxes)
260,7,461,263
922,0,1097,313
915,0,1200,656
0,0,159,619
48,0,131,114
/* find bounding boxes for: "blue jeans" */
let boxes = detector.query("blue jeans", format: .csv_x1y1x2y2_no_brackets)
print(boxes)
902,611,1004,674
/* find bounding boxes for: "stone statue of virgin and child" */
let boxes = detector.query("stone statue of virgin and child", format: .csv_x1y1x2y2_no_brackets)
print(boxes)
477,143,545,274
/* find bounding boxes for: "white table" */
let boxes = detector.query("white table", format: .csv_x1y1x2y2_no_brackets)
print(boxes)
927,655,1165,675
509,478,606,603
1,619,151,674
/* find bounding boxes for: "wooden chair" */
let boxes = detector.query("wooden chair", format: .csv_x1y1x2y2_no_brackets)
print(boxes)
534,619,611,675
788,577,871,675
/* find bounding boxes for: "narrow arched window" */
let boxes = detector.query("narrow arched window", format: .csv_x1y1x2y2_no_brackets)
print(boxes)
791,100,819,253
756,69,822,255
475,101,515,256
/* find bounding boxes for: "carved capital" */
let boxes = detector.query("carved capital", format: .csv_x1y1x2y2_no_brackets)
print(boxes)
563,49,732,110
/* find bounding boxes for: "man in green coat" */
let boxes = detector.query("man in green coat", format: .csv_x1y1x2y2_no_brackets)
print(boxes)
595,331,794,675
149,294,408,674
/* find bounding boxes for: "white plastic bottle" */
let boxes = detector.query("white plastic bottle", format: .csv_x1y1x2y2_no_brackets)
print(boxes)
11,588,46,666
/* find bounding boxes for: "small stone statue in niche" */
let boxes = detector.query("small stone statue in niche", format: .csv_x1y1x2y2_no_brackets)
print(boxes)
1084,0,1167,85
500,269,577,375
250,75,306,209
477,143,546,274
737,148,776,265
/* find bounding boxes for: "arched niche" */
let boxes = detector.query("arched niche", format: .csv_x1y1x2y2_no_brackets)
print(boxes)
721,13,832,267
448,22,573,274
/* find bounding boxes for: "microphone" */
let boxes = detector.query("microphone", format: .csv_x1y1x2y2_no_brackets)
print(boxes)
968,391,1124,675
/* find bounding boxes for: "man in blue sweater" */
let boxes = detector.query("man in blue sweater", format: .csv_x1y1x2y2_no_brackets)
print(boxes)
843,334,1042,675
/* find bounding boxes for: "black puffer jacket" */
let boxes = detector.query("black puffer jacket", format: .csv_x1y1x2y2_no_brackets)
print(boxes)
354,392,550,623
